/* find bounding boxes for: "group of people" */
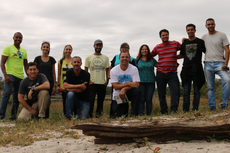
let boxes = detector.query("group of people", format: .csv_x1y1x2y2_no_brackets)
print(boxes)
0,18,229,121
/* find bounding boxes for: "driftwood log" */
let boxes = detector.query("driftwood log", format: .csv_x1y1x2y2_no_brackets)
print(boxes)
71,118,230,144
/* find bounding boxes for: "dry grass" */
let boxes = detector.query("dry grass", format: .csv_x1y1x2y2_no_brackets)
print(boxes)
0,95,228,147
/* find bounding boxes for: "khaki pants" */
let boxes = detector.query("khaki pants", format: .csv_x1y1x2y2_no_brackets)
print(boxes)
18,90,50,120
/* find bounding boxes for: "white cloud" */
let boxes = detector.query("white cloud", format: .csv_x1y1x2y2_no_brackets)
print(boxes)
0,0,229,81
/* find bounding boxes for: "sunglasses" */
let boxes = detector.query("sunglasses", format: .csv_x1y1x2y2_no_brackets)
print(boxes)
17,51,22,58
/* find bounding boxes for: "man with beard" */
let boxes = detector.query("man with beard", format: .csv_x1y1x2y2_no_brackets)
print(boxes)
177,24,206,112
18,62,50,120
0,32,28,121
110,52,141,118
85,39,109,118
202,18,230,110
64,56,90,120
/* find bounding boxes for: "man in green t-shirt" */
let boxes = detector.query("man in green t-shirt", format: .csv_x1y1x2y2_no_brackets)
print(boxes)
0,32,28,121
85,39,109,118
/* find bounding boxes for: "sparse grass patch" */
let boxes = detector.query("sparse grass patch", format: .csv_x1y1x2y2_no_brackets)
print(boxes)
0,95,228,147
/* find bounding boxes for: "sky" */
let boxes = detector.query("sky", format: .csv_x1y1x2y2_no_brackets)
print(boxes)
0,0,229,82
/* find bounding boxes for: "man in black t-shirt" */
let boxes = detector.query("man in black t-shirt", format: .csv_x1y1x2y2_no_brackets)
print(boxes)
177,24,206,112
18,62,50,120
64,56,90,120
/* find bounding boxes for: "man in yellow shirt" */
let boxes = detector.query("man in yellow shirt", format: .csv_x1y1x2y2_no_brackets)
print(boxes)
85,39,109,118
0,32,28,121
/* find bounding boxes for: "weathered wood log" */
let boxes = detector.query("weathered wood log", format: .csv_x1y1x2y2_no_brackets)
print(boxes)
71,120,230,144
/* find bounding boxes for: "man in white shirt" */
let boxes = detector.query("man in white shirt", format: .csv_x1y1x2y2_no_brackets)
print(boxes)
110,51,141,118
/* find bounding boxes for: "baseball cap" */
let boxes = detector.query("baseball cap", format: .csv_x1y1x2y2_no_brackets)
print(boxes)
94,39,103,45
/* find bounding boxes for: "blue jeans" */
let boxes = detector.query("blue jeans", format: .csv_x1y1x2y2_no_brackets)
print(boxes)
156,71,180,114
204,62,230,110
139,83,155,115
65,91,90,120
0,74,22,119
183,74,200,111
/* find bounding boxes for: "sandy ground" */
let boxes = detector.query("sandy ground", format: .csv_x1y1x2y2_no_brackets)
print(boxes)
1,131,230,153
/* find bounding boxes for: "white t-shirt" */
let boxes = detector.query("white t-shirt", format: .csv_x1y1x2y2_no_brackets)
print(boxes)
110,64,140,100
202,31,229,62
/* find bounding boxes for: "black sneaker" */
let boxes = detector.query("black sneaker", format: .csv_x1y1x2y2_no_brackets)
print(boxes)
0,116,4,121
9,117,16,121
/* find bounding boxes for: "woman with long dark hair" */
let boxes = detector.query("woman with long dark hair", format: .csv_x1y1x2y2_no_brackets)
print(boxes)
135,44,157,115
34,41,56,118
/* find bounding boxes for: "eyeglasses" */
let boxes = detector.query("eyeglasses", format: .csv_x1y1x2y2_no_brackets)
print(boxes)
66,64,69,70
17,51,22,58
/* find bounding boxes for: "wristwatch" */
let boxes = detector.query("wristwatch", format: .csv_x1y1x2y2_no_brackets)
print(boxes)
31,86,35,92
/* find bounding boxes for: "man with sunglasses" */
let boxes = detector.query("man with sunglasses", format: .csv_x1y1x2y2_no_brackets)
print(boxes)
202,18,230,110
0,32,28,121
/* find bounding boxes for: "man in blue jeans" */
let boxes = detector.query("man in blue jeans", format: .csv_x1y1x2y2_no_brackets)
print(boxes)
0,32,28,121
178,24,206,112
64,56,90,120
202,18,230,110
110,52,141,118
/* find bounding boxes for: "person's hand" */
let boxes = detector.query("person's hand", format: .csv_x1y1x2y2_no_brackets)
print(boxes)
104,80,109,86
222,65,229,71
28,90,33,100
81,82,87,90
52,86,56,95
5,75,12,83
57,86,64,95
89,81,94,85
119,88,126,100
129,82,139,88
29,108,38,116
182,37,187,43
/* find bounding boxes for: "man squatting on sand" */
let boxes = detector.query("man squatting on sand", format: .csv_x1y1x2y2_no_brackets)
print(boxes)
64,56,90,120
110,51,141,117
18,62,50,120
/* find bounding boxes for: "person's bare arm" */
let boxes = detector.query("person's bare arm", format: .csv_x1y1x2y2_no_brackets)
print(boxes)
28,81,50,99
85,67,88,71
64,82,87,93
52,63,56,94
57,62,64,94
1,55,12,83
177,54,184,59
112,81,140,90
24,59,28,76
18,94,38,116
113,82,140,100
105,68,109,86
66,88,82,93
223,45,230,70
108,65,113,79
